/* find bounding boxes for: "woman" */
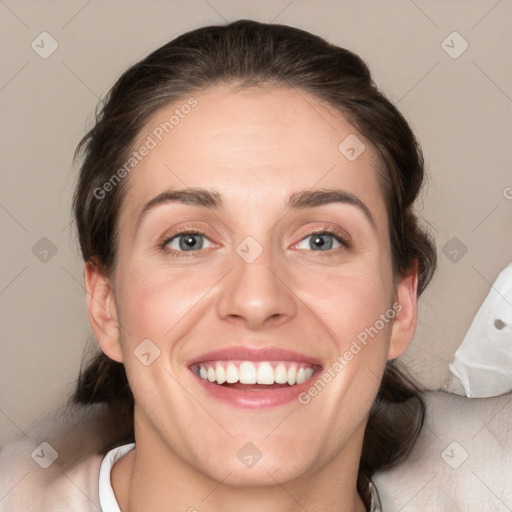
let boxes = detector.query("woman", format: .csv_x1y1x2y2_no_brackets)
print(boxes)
70,19,436,511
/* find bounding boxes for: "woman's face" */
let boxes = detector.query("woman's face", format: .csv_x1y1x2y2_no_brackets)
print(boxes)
88,84,417,486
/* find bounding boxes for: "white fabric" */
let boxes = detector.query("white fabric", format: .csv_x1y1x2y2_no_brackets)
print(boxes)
369,480,383,511
446,261,512,397
98,442,135,512
373,391,512,511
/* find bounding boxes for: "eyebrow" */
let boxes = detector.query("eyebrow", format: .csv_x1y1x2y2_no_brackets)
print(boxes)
288,189,376,229
137,187,376,230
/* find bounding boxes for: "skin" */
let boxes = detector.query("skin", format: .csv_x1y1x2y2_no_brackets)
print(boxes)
85,84,418,512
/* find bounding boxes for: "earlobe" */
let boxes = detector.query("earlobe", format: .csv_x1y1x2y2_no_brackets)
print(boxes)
387,260,419,360
84,259,123,363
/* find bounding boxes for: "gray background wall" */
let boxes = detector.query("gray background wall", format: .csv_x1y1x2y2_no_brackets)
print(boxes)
1,0,511,446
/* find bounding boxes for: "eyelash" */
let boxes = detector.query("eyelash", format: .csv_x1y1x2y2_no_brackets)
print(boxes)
160,225,351,258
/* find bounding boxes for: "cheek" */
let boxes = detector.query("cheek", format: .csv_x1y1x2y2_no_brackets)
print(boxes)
113,262,207,344
290,269,394,459
294,263,394,413
298,264,393,340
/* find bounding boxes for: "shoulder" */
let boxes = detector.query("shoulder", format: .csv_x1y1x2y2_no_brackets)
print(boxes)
0,437,103,511
0,403,122,512
373,390,512,512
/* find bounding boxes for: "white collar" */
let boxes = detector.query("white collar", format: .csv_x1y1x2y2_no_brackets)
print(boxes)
98,442,135,512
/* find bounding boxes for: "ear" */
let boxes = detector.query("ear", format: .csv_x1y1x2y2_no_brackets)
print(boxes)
387,259,419,360
84,259,123,363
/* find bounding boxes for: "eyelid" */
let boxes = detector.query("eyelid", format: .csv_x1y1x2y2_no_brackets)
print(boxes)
291,224,351,248
159,223,218,250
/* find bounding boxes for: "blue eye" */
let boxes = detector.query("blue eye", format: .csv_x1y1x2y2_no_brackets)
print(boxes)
163,232,213,252
161,227,349,257
296,233,344,251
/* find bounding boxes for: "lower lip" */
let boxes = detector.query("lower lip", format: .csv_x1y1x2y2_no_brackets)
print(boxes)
191,370,319,409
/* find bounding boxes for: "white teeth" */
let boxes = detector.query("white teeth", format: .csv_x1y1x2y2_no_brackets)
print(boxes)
274,363,288,384
196,361,316,387
239,361,257,384
257,362,275,385
296,368,307,384
215,363,226,385
226,363,238,383
287,365,297,385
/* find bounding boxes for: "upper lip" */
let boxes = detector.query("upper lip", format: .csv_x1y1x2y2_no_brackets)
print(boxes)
187,346,323,367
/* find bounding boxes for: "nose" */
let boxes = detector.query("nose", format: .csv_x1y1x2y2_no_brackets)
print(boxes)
216,241,298,330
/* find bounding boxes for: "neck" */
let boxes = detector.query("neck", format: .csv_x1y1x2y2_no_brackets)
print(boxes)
111,419,369,512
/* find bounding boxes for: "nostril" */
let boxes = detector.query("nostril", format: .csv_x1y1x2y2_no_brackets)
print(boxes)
494,319,506,330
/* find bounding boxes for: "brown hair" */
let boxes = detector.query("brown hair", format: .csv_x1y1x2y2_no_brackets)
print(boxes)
69,19,436,509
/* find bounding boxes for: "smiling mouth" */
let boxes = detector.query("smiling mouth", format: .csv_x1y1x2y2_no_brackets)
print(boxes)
191,360,317,389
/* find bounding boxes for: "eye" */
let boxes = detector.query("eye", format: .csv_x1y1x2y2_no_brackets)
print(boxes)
294,229,349,252
163,232,214,253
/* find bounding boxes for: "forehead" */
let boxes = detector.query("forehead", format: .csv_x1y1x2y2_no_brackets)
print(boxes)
120,84,387,230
